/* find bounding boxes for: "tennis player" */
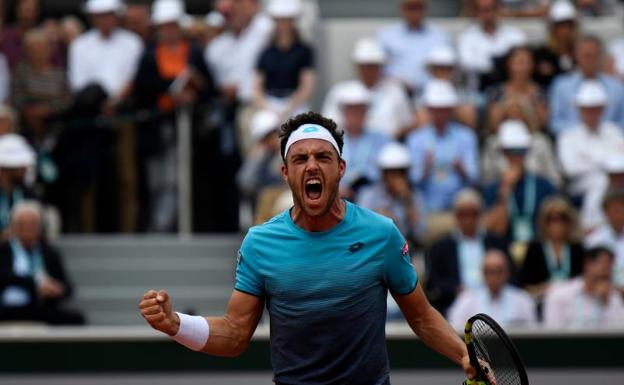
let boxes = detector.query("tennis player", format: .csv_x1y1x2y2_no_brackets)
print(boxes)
139,111,476,384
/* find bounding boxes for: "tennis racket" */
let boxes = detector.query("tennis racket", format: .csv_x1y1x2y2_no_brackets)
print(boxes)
462,313,529,385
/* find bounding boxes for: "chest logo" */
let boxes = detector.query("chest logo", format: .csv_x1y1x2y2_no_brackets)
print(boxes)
348,242,365,253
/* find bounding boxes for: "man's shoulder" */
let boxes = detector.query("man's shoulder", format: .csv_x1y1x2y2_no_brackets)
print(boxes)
350,202,396,233
245,211,290,239
546,278,582,302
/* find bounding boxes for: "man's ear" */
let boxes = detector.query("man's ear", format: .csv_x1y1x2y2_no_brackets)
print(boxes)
339,158,346,178
281,162,288,182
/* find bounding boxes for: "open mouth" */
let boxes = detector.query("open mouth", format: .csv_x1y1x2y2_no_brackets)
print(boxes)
304,178,323,201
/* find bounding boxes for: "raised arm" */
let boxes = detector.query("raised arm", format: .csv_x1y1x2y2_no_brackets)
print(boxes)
139,289,264,357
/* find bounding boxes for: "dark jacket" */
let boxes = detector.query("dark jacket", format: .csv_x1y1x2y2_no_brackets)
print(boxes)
425,231,510,315
520,240,584,286
0,241,73,310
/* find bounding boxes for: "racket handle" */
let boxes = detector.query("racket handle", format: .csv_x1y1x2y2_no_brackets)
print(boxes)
463,379,487,385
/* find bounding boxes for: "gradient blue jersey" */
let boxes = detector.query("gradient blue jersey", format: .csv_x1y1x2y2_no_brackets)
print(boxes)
235,200,418,385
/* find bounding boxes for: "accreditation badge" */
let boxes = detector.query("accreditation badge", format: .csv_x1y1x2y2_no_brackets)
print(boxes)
512,216,533,243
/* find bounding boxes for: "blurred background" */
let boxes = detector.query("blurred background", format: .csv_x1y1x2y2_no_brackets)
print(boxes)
0,0,623,383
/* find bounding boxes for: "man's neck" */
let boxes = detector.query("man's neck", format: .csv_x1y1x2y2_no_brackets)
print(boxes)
291,198,346,232
482,21,497,35
98,28,115,40
488,286,503,299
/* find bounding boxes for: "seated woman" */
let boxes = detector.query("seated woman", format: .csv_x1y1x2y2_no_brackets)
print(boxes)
520,196,584,299
486,46,547,135
253,0,315,118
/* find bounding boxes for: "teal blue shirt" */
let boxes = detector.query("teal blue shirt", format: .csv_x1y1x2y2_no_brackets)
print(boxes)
235,200,418,385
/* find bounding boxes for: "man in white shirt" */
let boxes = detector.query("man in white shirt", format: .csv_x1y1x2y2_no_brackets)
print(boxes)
205,0,273,104
581,154,624,232
69,0,143,107
557,80,624,207
447,249,537,329
321,38,413,139
458,0,527,93
543,247,624,328
585,188,624,290
377,0,450,95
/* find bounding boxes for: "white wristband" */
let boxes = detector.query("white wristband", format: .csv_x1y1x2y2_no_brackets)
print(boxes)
171,312,210,351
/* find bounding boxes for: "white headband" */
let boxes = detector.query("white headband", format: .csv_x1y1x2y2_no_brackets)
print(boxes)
283,124,341,158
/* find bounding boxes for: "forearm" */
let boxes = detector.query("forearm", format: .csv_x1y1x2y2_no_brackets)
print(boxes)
200,316,251,357
408,303,467,366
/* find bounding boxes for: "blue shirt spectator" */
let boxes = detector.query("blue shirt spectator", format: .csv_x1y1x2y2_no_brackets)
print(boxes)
548,35,624,136
549,72,624,136
407,122,479,212
406,80,479,212
377,0,450,94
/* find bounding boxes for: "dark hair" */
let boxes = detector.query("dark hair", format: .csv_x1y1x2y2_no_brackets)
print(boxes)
279,111,344,161
584,246,615,263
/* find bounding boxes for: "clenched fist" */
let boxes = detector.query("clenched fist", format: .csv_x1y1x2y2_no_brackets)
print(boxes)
139,289,180,336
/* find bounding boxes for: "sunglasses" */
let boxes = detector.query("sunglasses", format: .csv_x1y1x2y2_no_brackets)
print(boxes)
546,214,569,224
503,148,529,156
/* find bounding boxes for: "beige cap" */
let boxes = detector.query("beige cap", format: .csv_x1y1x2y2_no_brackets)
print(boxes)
151,0,185,25
0,134,36,168
423,79,458,108
336,81,371,106
84,0,124,14
498,120,531,149
266,0,302,18
250,109,280,142
377,142,411,170
549,0,577,23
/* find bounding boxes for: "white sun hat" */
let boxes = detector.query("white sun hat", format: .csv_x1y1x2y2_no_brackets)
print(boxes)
549,0,577,23
498,120,531,150
84,0,124,14
423,79,459,108
352,37,387,64
250,109,281,142
0,134,36,168
152,0,185,25
575,80,608,107
426,45,457,67
266,0,302,18
377,142,412,170
336,81,372,106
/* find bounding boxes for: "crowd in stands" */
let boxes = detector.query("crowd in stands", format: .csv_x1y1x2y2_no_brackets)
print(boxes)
0,0,624,327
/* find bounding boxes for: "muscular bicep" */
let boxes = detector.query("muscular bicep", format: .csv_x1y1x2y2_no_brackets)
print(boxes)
223,290,264,339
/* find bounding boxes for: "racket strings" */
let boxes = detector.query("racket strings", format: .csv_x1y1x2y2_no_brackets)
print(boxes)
472,319,522,385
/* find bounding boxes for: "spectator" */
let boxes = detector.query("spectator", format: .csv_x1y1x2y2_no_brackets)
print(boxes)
337,81,390,200
237,109,284,211
448,249,537,329
205,0,273,104
406,80,479,213
0,201,83,324
543,247,624,328
458,0,527,94
12,28,72,145
484,120,558,249
426,189,509,315
1,0,44,70
0,105,16,136
357,142,427,244
61,0,143,232
253,0,315,119
133,0,214,232
521,196,584,298
549,35,624,136
584,188,624,290
69,0,143,108
123,2,152,43
487,46,548,133
322,38,412,139
0,134,37,235
581,154,624,232
377,0,450,96
414,45,478,130
482,115,562,188
533,1,578,90
557,80,624,205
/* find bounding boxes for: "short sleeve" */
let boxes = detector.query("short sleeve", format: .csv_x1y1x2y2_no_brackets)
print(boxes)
301,45,314,69
383,225,418,295
234,235,265,297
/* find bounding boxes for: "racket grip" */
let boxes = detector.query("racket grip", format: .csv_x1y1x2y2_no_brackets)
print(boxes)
463,379,487,385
